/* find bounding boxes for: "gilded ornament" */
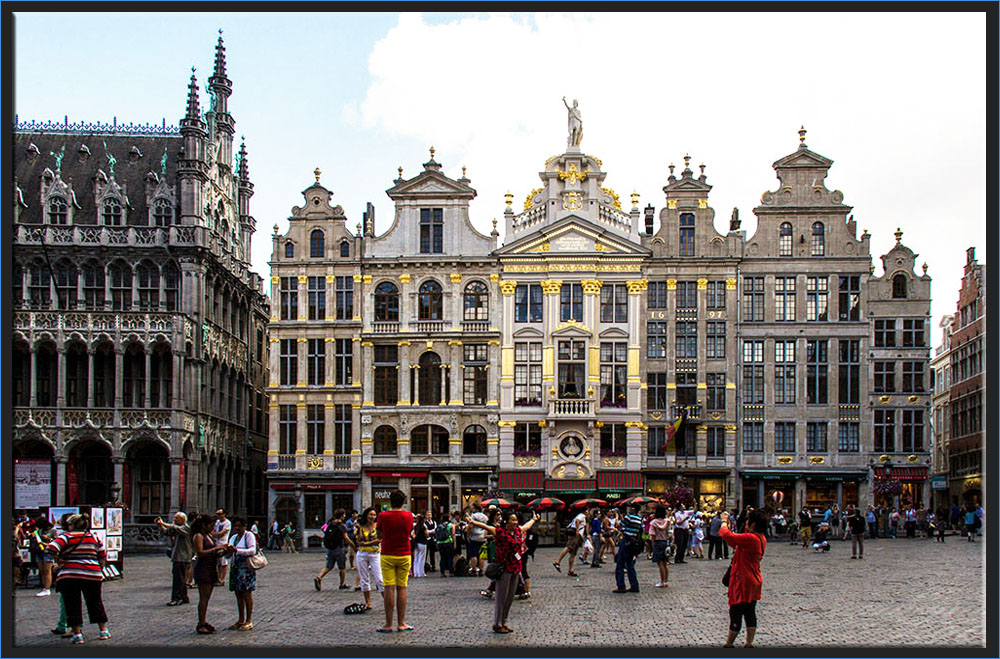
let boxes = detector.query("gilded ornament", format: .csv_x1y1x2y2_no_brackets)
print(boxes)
667,199,678,210
563,192,583,211
601,187,622,210
557,164,589,185
523,188,543,210
499,280,518,295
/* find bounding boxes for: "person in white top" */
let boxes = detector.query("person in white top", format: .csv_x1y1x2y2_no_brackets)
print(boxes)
213,509,232,586
553,510,587,576
467,503,489,577
223,517,257,631
673,508,693,563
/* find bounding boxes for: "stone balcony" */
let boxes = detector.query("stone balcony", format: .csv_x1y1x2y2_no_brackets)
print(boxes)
549,397,595,418
271,453,360,472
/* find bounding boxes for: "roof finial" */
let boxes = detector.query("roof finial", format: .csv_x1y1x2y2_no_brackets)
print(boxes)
462,165,466,177
185,68,200,121
668,163,675,176
922,263,928,275
699,163,706,175
213,30,227,79
798,125,807,148
398,166,403,179
429,145,435,160
894,227,902,244
491,218,499,237
683,153,691,168
237,137,249,181
314,167,321,184
631,190,640,209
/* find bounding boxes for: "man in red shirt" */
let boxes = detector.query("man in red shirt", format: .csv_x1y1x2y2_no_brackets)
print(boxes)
375,490,414,632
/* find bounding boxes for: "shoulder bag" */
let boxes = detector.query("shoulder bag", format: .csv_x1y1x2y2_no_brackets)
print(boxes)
237,531,268,570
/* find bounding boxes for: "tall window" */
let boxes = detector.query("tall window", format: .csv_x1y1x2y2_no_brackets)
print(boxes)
135,263,159,310
411,424,448,455
374,426,397,455
463,425,487,455
647,372,667,412
874,409,896,452
647,321,668,358
838,423,860,453
647,427,667,456
153,199,173,227
109,263,132,310
309,229,325,258
340,241,351,257
374,282,399,322
807,422,828,453
706,280,726,309
706,373,726,411
902,361,924,393
774,340,796,405
279,277,298,320
418,280,442,320
557,339,586,398
600,342,627,408
306,339,325,385
806,340,828,404
54,261,77,310
676,281,698,309
82,263,105,309
676,372,696,406
464,281,489,321
419,208,443,254
774,276,796,321
333,404,352,454
417,351,442,405
600,284,627,323
675,321,697,359
873,361,896,393
102,198,123,226
600,424,627,455
278,405,296,453
742,422,764,453
513,423,542,454
706,321,726,359
742,340,764,404
874,319,896,347
284,242,294,258
306,404,324,454
373,345,398,406
335,276,353,320
28,263,51,308
279,339,298,385
307,276,326,320
805,277,828,321
514,284,543,323
901,319,926,347
902,410,924,452
648,281,667,309
838,275,860,321
779,222,793,256
838,339,860,404
810,222,825,256
514,342,542,407
892,274,908,298
706,427,725,458
775,422,796,453
679,213,695,256
463,344,488,405
742,277,764,322
334,338,353,385
560,283,583,322
47,196,68,224
163,264,179,311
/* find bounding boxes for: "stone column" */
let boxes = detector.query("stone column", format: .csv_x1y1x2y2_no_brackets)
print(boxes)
295,485,306,549
449,272,463,331
172,352,183,410
582,280,603,394
296,275,307,322
55,457,68,506
144,347,153,408
113,457,124,496
324,337,335,386
352,337,362,389
440,361,449,406
449,341,462,406
399,273,412,331
269,337,279,387
56,344,66,408
498,280,517,410
398,343,411,405
170,457,182,511
625,280,648,410
29,348,37,407
540,280,562,401
296,337,307,387
361,342,374,407
114,346,124,409
295,402,307,460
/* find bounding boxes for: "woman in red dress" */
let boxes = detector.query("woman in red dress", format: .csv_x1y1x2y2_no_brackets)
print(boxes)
719,508,769,648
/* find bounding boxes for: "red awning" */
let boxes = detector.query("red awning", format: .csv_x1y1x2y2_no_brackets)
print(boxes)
597,471,643,491
365,471,428,478
544,479,597,493
498,471,544,490
270,483,358,491
874,466,928,481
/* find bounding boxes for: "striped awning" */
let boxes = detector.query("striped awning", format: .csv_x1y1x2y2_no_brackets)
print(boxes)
874,467,928,482
498,471,544,490
544,479,597,493
597,471,643,491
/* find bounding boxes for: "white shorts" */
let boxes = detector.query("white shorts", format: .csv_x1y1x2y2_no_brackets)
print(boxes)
218,555,229,566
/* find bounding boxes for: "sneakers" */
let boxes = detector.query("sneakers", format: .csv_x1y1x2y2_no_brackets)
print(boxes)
98,630,111,641
70,633,85,644
314,577,321,591
35,589,51,597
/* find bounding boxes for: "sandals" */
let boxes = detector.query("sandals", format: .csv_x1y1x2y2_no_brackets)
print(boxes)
238,622,253,631
376,627,393,633
228,622,245,630
552,562,562,573
493,625,511,634
567,571,579,577
196,624,215,635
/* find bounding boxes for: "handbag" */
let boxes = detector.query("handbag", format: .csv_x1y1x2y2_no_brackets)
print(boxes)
248,546,268,570
484,562,503,580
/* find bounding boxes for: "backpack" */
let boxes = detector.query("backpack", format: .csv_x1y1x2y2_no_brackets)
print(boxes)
435,522,452,543
323,523,342,551
453,556,468,577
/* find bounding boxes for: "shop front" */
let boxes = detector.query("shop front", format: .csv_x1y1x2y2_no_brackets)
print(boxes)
269,481,360,547
645,470,732,513
497,471,545,507
873,466,930,509
740,471,867,512
596,471,643,505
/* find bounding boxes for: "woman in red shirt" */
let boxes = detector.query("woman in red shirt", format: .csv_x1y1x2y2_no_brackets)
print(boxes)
466,510,539,634
719,508,768,648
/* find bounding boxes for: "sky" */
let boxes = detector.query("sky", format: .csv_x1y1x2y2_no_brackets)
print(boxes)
13,11,987,347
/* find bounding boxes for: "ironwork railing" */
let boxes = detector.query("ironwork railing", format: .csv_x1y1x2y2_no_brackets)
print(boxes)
671,404,703,420
277,455,296,470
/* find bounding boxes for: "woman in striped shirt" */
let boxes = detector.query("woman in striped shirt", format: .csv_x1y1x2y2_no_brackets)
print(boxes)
45,513,110,644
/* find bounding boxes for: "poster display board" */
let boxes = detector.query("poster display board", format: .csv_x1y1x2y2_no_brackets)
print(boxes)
35,506,124,579
15,460,52,509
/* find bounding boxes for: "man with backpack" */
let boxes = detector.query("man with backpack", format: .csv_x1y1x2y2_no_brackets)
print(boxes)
314,509,356,591
434,512,455,577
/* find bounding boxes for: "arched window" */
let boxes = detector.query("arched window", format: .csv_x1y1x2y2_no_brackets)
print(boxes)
152,198,173,227
373,426,398,455
679,213,695,256
122,342,146,407
284,241,295,259
47,196,68,224
28,261,51,308
102,198,123,226
811,222,825,257
892,274,908,299
53,259,77,309
463,281,489,321
340,241,350,257
136,261,160,310
82,262,105,309
411,424,448,455
463,424,487,455
779,222,793,256
64,341,88,407
108,261,132,310
418,351,442,406
310,229,325,258
163,262,180,311
35,341,58,407
129,442,170,520
374,282,399,322
418,280,443,320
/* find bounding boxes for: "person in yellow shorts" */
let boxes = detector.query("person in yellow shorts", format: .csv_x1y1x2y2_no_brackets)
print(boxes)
375,491,415,632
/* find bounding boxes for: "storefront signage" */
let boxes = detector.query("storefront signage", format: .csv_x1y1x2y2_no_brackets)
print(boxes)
14,459,51,509
931,475,948,491
374,489,394,500
605,492,622,500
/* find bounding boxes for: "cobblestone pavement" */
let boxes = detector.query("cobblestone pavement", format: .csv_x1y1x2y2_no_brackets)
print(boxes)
12,535,985,648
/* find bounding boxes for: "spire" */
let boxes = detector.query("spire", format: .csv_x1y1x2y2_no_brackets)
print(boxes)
798,125,808,149
237,136,249,181
213,29,227,80
894,227,903,244
185,67,201,122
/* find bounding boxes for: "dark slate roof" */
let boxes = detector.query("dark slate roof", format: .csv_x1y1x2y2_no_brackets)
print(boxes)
13,131,183,225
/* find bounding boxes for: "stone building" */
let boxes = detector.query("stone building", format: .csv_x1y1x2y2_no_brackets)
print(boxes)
945,247,985,506
265,170,363,543
930,314,955,510
11,36,270,537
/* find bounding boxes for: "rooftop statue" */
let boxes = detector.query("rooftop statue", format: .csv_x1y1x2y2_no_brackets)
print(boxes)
563,96,583,148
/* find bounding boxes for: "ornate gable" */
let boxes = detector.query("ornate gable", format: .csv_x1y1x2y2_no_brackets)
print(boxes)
496,215,649,257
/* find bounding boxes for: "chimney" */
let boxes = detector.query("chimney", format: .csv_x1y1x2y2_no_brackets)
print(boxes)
644,204,655,235
967,246,976,264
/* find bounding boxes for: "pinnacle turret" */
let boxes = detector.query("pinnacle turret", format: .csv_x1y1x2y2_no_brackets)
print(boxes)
213,30,228,80
237,137,250,181
184,68,201,122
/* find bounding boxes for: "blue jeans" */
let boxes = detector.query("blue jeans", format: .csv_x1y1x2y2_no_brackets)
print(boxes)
615,538,639,591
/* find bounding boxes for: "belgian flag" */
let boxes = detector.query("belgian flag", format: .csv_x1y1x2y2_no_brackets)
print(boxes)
662,408,687,454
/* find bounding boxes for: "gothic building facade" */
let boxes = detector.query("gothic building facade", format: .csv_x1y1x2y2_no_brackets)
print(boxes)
11,36,270,540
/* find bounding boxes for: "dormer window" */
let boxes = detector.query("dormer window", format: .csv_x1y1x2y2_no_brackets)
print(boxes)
892,274,908,299
47,196,68,225
284,242,295,259
340,240,350,258
102,198,123,226
811,222,825,256
779,222,793,256
152,198,173,227
679,213,695,256
419,208,443,254
310,229,325,258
